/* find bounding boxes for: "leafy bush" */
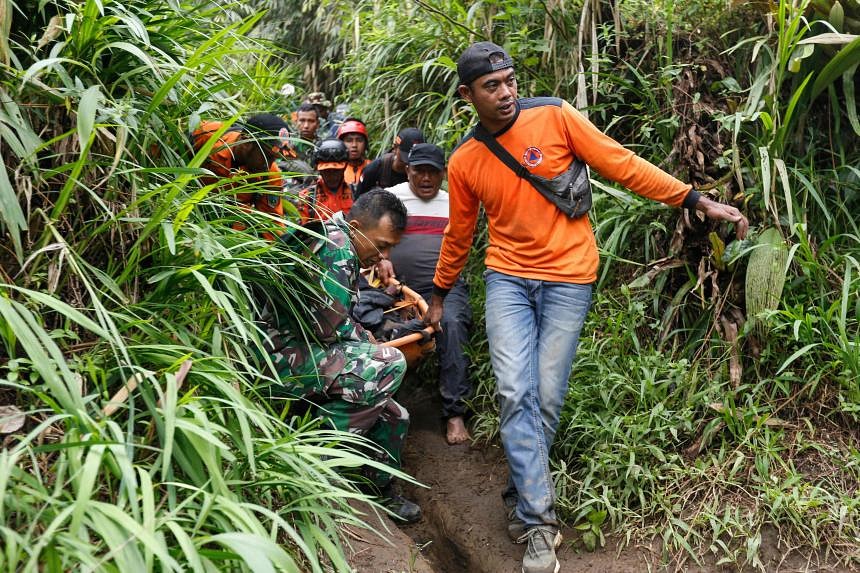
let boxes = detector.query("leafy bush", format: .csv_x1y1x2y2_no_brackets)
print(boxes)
317,0,859,566
0,0,398,569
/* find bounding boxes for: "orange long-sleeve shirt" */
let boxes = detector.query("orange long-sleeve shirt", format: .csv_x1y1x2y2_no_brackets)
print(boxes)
433,98,697,293
191,121,285,219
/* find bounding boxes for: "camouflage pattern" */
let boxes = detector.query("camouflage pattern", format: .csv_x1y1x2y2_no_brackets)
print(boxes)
305,92,332,108
264,214,409,486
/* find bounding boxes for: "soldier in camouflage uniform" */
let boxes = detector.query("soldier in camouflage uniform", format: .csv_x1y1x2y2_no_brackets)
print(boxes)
263,189,421,522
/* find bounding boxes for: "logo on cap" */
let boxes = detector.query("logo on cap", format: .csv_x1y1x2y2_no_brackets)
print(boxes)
523,147,543,168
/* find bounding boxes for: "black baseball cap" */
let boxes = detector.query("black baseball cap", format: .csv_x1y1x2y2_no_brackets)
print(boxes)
394,127,425,163
244,113,295,159
407,143,445,171
457,41,514,86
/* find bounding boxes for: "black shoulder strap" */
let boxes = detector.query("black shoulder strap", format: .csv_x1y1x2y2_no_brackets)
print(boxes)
473,124,537,183
473,123,592,220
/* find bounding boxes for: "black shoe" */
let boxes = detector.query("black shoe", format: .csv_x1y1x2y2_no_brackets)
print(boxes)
381,492,422,524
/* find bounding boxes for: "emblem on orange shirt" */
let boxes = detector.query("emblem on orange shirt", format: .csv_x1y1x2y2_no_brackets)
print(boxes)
523,146,543,167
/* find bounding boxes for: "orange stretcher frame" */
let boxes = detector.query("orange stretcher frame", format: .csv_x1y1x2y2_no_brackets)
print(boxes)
380,281,436,369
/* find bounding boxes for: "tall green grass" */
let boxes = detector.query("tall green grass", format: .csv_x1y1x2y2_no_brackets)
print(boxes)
0,0,401,569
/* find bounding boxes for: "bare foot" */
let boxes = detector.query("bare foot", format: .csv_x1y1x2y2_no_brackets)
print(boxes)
446,416,471,445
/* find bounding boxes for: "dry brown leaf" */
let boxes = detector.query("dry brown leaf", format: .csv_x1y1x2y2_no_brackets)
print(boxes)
0,406,25,434
37,15,65,49
102,372,144,416
720,314,742,388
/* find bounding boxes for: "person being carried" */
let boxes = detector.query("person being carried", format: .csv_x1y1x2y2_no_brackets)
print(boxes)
337,118,371,190
292,138,354,224
384,143,473,445
354,127,424,199
190,113,294,238
262,189,421,522
426,41,749,573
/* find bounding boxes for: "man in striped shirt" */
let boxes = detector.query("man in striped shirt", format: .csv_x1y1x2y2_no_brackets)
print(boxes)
386,143,473,445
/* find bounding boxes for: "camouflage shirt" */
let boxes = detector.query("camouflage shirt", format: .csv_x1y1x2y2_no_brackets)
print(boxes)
268,213,369,345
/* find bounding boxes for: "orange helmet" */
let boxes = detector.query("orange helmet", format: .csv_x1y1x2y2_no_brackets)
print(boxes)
337,119,368,141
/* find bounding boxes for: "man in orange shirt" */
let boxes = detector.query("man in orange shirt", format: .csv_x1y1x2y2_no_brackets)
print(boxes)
190,113,294,237
293,138,354,224
337,118,371,189
425,42,748,573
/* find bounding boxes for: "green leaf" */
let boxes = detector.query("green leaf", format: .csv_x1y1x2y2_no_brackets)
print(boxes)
162,221,177,255
844,64,860,136
207,533,298,573
776,343,821,375
0,147,26,261
0,296,81,412
3,285,111,339
582,530,597,552
77,85,101,151
809,35,860,102
709,232,726,271
89,501,182,571
758,146,772,215
0,87,44,158
21,57,85,86
587,510,607,526
830,1,845,31
161,372,178,480
788,44,815,72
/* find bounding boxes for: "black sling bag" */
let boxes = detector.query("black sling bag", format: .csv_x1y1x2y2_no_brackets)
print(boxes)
473,124,593,219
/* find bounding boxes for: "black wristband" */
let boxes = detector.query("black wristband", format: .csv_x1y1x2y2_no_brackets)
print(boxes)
682,188,701,210
432,284,451,299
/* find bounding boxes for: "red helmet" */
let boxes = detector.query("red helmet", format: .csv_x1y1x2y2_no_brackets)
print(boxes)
337,119,368,140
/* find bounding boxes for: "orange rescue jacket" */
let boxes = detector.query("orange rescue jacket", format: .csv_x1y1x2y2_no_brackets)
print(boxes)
434,98,694,292
191,121,285,234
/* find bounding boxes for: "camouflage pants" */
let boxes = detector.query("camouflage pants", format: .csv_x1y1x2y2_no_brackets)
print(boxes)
272,339,409,487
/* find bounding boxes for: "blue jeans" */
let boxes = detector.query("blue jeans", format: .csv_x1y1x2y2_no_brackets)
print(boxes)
484,269,592,529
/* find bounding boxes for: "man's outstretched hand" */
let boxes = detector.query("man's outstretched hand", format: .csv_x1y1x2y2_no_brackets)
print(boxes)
695,196,749,240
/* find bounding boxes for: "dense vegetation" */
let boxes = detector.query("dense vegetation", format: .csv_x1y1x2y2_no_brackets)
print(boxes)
0,0,404,570
2,0,859,570
293,0,859,567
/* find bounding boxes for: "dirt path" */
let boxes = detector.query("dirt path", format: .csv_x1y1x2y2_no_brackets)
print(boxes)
346,383,850,572
397,385,667,573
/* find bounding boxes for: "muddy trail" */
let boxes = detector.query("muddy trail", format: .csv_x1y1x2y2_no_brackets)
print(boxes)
345,383,844,573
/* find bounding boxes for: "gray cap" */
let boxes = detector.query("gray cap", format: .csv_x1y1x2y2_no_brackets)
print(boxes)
457,41,514,86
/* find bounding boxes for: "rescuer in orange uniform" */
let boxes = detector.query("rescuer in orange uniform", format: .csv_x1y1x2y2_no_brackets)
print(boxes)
337,118,371,189
190,113,294,237
293,138,354,224
425,42,749,573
